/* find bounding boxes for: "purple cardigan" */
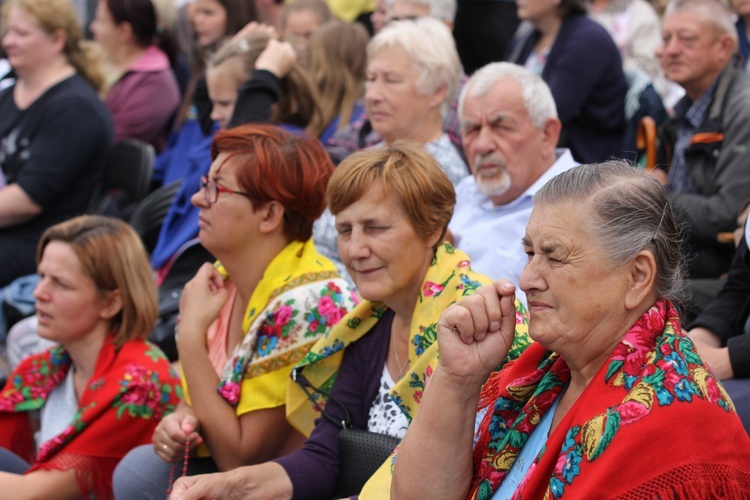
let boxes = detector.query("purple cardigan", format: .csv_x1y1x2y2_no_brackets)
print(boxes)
104,46,180,152
274,310,394,499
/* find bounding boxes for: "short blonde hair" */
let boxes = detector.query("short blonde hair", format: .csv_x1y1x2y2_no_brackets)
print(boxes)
37,216,158,347
2,0,106,92
328,141,456,247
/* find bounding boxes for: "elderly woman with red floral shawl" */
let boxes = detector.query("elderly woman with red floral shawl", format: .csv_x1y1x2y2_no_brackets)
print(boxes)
0,216,181,499
393,161,750,499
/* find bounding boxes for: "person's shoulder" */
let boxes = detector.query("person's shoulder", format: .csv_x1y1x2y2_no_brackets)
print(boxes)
116,339,171,366
561,13,620,46
726,68,750,102
43,75,109,117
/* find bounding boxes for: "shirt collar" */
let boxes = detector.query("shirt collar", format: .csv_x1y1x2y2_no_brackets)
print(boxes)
673,80,718,128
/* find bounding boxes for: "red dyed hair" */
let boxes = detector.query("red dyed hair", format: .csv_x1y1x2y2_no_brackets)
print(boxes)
211,124,334,242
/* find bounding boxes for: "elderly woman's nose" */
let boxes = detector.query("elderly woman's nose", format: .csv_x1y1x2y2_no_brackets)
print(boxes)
347,229,371,259
519,257,543,293
364,79,382,102
191,187,208,208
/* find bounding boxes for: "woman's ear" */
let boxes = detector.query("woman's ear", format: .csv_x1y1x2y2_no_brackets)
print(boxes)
259,200,286,234
426,227,444,250
428,84,448,111
49,28,68,55
624,250,657,310
99,289,123,321
118,21,134,44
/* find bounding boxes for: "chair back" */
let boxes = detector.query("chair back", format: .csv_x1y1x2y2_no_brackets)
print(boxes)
87,139,156,217
129,180,182,254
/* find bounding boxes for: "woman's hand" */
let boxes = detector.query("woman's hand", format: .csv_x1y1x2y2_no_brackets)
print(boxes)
436,280,518,387
178,263,229,345
691,340,734,380
687,327,721,348
232,21,278,43
153,410,204,463
255,39,297,78
168,463,293,500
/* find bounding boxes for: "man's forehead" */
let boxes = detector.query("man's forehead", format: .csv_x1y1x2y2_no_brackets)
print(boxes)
462,83,526,122
663,8,714,32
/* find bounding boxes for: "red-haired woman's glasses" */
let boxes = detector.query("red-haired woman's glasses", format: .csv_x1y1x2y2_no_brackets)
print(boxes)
200,176,251,205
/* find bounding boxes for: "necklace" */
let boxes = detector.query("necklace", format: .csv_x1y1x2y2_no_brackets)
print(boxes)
390,331,410,380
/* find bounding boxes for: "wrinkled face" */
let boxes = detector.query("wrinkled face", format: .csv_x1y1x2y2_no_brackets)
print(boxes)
461,79,551,206
2,7,60,75
658,10,732,99
206,60,243,130
516,0,561,24
191,152,257,257
192,0,228,48
90,0,120,61
365,45,439,143
34,241,114,345
519,202,631,353
335,182,437,311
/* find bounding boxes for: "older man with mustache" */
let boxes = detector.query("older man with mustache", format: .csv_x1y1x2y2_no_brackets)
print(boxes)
447,62,577,305
653,0,750,279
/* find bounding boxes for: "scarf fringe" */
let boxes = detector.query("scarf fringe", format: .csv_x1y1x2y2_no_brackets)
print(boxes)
618,463,750,499
30,452,120,500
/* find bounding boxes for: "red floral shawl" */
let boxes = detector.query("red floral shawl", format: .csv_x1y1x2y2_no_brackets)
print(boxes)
0,338,181,499
471,300,750,499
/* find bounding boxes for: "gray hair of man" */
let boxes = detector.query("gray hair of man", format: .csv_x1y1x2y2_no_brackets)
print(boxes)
367,17,461,118
458,62,558,130
385,0,458,23
665,0,738,50
533,160,686,304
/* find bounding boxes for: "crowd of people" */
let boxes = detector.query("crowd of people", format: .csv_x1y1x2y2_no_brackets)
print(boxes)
0,0,749,498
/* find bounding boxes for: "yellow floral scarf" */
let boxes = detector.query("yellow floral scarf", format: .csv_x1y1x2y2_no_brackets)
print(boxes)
286,243,531,439
212,240,356,413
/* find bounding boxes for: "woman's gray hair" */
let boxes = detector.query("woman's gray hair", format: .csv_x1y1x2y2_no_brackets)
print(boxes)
458,62,557,129
367,17,461,118
533,160,687,304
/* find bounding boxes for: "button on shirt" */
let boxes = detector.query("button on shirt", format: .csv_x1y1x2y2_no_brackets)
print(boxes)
448,149,578,306
668,81,717,194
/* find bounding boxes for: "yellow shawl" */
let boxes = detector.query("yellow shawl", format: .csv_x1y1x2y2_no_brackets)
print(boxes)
286,242,531,439
183,240,356,415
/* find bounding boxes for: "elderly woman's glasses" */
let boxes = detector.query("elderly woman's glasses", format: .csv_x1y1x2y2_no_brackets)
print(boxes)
200,176,251,205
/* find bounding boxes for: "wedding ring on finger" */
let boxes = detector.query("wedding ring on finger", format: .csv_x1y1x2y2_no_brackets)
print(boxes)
162,443,169,451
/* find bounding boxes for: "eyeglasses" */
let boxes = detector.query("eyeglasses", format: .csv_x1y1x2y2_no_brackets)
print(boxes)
199,176,251,205
388,14,420,22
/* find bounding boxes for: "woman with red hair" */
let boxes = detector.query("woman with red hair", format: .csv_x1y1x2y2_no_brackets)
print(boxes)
113,124,356,499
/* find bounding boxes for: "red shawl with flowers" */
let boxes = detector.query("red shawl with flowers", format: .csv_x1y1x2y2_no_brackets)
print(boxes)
470,300,750,500
0,338,181,499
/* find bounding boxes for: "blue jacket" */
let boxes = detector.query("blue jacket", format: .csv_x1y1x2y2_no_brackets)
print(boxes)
507,14,627,164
